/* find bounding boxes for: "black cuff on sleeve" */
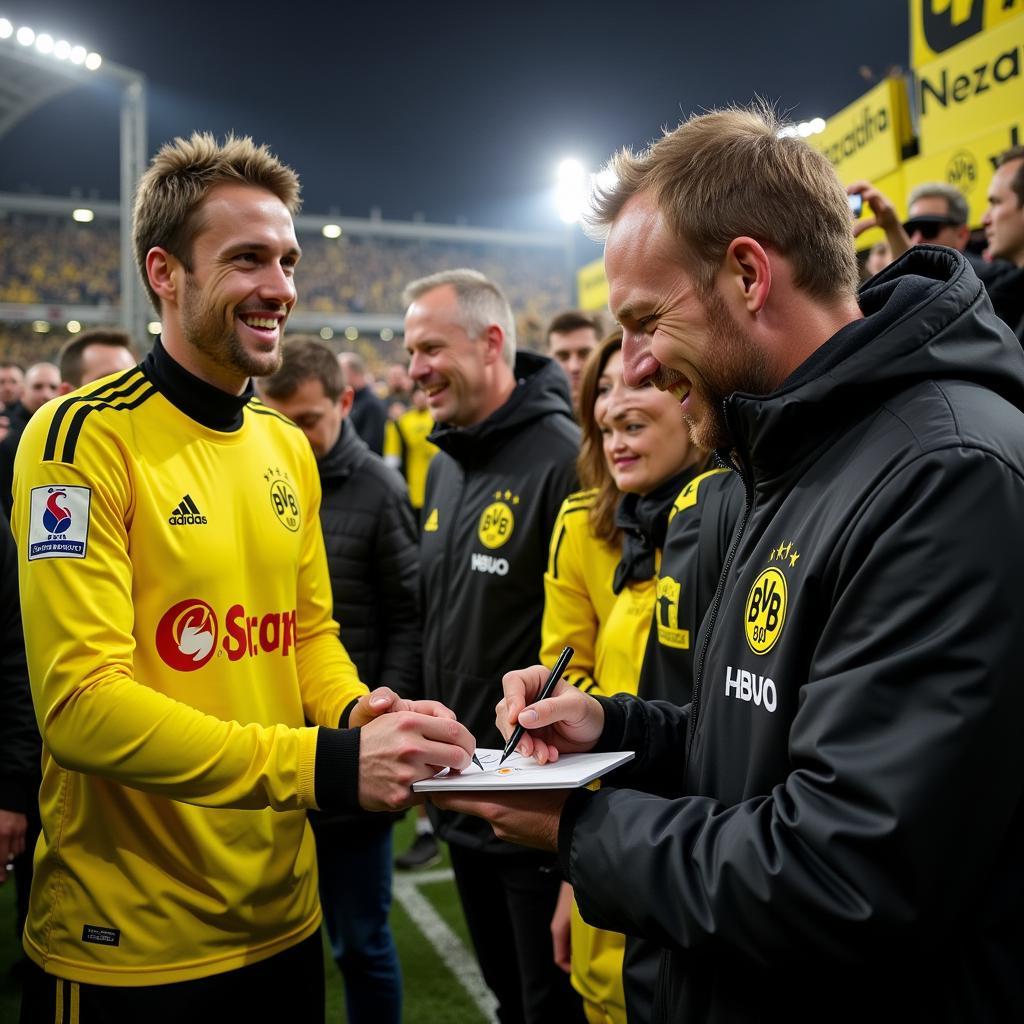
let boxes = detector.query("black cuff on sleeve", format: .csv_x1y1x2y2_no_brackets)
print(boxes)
338,697,361,730
557,786,596,881
314,726,361,812
591,695,628,752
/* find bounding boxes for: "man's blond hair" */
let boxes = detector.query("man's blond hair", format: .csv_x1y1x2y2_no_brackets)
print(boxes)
133,132,301,311
587,105,859,300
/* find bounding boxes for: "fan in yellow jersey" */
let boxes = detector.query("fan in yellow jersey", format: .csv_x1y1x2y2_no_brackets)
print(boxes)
540,332,709,1024
12,134,474,1024
382,385,438,509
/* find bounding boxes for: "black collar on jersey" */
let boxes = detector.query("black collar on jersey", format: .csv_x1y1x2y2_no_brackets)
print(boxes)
142,337,254,432
612,466,694,594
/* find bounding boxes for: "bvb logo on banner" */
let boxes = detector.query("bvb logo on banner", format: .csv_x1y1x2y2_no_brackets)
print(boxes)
745,566,788,655
478,491,519,549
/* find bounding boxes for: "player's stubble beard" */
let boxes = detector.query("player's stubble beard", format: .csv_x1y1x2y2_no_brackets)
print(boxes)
180,273,284,381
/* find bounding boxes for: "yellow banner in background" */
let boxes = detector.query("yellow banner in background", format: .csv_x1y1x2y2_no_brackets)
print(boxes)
902,121,1022,224
910,0,1024,68
577,258,609,312
811,79,908,184
916,14,1024,155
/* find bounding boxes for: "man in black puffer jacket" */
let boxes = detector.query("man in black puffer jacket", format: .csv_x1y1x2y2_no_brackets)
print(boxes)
437,109,1024,1024
260,338,419,1024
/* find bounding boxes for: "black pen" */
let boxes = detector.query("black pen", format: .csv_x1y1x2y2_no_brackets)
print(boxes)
499,646,574,765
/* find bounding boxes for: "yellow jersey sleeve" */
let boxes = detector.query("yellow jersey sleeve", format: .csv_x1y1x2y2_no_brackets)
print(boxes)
541,492,619,695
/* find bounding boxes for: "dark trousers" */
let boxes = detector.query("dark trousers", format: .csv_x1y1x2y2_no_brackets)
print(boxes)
19,929,325,1024
449,842,586,1024
314,822,401,1024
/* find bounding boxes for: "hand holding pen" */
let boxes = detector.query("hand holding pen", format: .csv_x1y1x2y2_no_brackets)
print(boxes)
495,653,607,765
499,646,576,764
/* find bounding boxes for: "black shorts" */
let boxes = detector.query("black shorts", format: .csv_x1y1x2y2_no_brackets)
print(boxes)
18,929,325,1024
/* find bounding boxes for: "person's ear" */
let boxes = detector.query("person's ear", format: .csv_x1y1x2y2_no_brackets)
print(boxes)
146,247,182,307
721,236,772,314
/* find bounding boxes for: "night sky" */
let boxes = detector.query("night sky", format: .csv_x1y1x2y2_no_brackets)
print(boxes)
0,0,909,231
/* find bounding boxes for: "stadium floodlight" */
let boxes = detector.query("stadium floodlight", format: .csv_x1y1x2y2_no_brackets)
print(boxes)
321,223,342,239
555,157,590,225
53,39,71,59
147,321,161,335
72,207,94,222
810,117,826,134
380,328,394,342
32,320,50,333
35,32,53,54
0,19,13,39
66,320,81,334
344,326,359,341
85,52,101,71
319,327,334,340
15,25,34,46
69,44,86,64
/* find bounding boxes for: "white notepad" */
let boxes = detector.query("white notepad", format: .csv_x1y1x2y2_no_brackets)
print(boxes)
412,748,635,792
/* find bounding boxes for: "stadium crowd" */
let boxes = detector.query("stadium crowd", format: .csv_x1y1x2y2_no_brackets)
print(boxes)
1,113,1024,1024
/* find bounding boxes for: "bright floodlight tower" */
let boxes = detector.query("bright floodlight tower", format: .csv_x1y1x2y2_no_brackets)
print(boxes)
0,16,149,346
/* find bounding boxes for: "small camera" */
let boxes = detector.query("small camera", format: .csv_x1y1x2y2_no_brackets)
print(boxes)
848,194,864,217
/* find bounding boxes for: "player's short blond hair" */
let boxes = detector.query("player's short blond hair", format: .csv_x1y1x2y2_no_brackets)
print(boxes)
133,132,301,310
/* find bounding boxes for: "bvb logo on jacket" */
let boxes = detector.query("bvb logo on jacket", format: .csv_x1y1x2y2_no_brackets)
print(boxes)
471,490,520,576
744,541,799,655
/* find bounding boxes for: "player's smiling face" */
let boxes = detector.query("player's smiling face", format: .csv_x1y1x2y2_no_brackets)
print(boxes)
179,183,301,388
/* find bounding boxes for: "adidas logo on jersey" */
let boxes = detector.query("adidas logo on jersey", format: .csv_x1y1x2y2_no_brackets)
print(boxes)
169,494,208,526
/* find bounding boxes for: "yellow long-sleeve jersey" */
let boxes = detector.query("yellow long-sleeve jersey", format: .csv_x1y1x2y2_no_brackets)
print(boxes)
12,357,367,986
541,489,654,698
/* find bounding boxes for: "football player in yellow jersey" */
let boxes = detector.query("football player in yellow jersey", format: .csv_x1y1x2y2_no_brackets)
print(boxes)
382,385,438,510
13,133,474,1023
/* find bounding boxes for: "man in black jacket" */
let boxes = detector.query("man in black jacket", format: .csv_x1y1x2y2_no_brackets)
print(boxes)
403,269,584,1024
260,338,420,1024
437,107,1024,1023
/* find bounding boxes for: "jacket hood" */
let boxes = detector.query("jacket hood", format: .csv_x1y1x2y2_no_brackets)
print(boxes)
429,350,575,464
723,246,1024,480
317,418,368,482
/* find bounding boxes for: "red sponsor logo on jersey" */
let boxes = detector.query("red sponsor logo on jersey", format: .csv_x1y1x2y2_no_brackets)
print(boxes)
156,599,297,671
155,599,219,671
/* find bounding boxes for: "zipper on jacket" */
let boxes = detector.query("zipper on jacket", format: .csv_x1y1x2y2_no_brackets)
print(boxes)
683,423,754,785
436,468,466,683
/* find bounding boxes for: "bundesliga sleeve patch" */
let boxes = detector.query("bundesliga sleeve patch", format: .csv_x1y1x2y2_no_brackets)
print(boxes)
28,485,91,560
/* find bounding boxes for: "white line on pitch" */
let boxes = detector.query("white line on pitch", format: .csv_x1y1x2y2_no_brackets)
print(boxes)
393,869,498,1023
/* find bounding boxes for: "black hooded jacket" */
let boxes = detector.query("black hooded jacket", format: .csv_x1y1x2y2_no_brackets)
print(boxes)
558,249,1024,1023
420,351,579,850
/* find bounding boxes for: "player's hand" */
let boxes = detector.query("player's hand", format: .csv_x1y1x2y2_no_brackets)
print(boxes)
0,809,27,885
496,665,604,765
350,687,460,728
358,710,476,812
551,881,574,973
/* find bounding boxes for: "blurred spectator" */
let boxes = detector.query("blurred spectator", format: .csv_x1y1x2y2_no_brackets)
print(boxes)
57,328,138,393
545,310,602,412
260,338,420,1024
339,351,388,455
981,146,1024,341
385,363,413,408
0,363,24,412
383,386,438,510
863,239,894,280
903,183,972,252
21,363,60,416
